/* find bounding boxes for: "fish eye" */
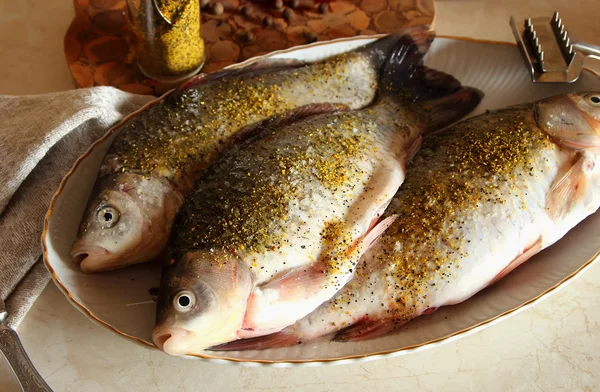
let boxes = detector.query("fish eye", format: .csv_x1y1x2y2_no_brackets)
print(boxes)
96,205,120,228
173,290,195,312
586,94,600,106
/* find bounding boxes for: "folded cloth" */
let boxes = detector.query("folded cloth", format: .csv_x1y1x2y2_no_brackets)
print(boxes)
0,87,154,328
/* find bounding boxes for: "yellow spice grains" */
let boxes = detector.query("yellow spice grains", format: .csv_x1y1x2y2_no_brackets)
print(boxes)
334,107,554,319
170,110,381,279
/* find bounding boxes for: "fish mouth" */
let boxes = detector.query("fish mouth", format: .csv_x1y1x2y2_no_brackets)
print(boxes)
70,244,113,274
152,326,196,356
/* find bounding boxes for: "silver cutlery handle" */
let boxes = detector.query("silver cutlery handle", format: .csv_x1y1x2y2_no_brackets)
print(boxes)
573,42,600,60
0,326,52,392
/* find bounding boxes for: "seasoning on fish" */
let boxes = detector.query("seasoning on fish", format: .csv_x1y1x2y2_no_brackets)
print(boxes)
215,92,600,350
152,28,483,356
71,30,430,273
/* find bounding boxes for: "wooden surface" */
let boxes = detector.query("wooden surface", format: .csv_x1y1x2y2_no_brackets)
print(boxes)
64,0,435,95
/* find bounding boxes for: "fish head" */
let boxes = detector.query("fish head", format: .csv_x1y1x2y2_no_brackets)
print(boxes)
536,92,600,149
71,173,182,273
153,250,253,356
537,92,600,217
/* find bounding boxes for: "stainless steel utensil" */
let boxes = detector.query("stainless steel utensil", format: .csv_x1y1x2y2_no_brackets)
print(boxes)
510,11,600,83
0,298,52,392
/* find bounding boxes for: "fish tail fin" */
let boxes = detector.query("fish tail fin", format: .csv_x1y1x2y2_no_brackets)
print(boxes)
356,26,434,71
418,87,484,133
210,330,301,351
376,33,484,132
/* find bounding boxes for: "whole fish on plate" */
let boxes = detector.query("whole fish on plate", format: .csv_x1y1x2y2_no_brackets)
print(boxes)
71,30,427,273
152,29,483,355
216,91,600,350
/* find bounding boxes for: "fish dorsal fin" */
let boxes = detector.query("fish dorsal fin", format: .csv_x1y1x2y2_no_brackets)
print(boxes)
178,58,305,91
227,103,350,147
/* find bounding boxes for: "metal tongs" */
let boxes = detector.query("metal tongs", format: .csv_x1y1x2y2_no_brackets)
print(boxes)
510,11,600,83
0,298,52,391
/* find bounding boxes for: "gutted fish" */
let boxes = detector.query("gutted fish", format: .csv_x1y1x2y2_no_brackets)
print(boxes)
153,29,483,355
71,31,428,273
216,91,600,350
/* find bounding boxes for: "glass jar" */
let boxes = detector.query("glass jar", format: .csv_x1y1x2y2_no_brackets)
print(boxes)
126,0,205,83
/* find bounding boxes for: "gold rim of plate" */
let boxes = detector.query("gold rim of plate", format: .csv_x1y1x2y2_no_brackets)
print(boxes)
42,34,600,365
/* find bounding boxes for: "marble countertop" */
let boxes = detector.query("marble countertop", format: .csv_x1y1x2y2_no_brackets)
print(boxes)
1,0,599,390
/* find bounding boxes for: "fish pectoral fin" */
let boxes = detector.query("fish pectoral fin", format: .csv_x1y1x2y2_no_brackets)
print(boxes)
421,306,438,315
332,318,398,342
489,238,543,286
178,58,305,90
243,216,397,328
228,103,350,146
210,329,300,351
255,262,329,303
546,153,594,221
369,198,394,231
361,214,398,252
241,263,332,331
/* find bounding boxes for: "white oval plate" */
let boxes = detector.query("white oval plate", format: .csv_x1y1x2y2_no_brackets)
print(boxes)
42,35,600,366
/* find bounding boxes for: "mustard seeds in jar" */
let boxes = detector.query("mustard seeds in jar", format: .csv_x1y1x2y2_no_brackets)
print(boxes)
127,0,205,82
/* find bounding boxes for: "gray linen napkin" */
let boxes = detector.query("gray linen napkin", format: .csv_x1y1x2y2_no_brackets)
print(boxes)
0,87,154,328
